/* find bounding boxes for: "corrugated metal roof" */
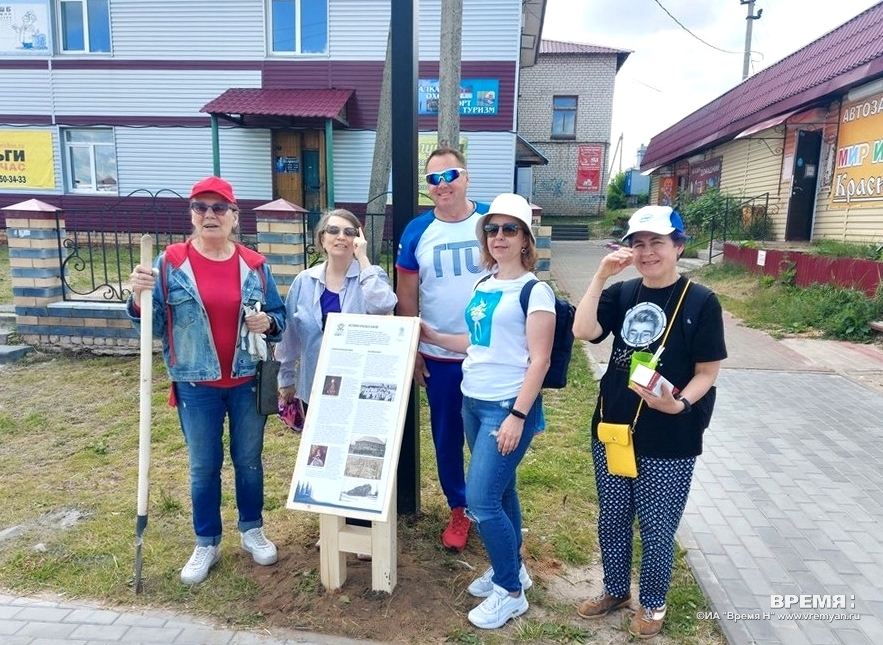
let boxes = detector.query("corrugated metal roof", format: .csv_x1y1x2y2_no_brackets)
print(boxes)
641,2,883,170
200,88,354,122
540,39,631,71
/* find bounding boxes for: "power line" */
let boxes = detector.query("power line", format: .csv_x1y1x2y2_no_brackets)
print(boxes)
651,0,744,55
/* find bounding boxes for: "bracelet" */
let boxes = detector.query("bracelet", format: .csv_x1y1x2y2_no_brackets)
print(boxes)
509,407,527,420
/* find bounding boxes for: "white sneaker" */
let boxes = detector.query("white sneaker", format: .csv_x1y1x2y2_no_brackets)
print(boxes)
180,544,220,585
240,527,278,565
468,584,529,629
468,563,533,597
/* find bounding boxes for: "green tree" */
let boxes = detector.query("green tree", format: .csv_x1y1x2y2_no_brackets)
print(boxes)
607,171,627,210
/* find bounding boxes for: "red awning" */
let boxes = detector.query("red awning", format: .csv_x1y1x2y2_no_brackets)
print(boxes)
200,88,353,125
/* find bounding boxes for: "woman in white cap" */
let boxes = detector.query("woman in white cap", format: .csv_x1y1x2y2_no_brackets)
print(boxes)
572,205,727,638
420,192,555,629
128,176,286,586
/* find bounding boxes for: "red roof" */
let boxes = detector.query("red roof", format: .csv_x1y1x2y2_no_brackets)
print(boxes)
641,3,883,170
540,39,631,71
200,88,354,122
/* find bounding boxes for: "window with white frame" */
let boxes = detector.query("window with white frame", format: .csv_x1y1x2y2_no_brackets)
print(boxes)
551,96,577,139
270,0,328,54
58,0,110,53
63,129,117,193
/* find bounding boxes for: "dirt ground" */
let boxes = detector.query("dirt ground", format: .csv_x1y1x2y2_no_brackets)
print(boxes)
236,526,699,645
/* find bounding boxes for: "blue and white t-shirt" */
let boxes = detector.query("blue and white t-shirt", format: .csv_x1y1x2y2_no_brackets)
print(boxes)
461,273,555,400
396,203,489,360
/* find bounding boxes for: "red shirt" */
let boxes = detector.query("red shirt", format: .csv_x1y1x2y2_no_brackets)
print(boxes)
189,247,251,387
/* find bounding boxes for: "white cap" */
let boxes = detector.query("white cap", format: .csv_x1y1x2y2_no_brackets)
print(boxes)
475,193,535,243
621,205,685,242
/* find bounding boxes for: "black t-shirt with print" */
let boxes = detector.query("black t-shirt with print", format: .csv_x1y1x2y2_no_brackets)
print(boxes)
590,275,727,458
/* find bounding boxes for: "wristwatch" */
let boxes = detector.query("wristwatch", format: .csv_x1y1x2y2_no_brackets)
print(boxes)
675,394,692,414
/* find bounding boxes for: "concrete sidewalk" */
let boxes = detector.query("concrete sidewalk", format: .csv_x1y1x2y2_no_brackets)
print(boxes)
552,239,883,645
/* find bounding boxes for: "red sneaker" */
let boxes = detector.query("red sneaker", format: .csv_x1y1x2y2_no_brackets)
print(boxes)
442,507,471,551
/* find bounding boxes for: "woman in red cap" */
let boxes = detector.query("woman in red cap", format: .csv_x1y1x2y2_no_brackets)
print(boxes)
128,176,286,585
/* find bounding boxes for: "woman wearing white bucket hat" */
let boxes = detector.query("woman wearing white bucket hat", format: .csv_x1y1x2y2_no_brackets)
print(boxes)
421,192,555,629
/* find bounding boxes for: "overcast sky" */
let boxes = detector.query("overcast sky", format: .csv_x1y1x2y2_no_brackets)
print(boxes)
541,0,882,171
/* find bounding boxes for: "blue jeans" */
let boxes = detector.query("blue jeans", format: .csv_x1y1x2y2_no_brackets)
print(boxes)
175,381,267,546
463,395,543,593
424,358,467,509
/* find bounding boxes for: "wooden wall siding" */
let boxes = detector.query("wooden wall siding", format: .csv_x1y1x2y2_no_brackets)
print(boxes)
114,128,272,200
262,60,517,131
716,137,788,238
50,69,262,117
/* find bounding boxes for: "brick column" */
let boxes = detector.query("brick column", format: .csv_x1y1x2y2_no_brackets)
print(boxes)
530,202,552,281
254,198,309,297
3,198,64,314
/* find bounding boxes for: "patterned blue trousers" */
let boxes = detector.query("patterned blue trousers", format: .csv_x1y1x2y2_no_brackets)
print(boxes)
591,438,695,609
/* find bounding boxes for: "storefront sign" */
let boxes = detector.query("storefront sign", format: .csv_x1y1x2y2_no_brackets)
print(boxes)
418,79,499,116
575,144,602,193
689,157,722,196
0,1,50,54
832,95,883,207
0,130,55,188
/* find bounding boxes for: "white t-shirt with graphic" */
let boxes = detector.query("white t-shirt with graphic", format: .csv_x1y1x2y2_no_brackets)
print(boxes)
461,273,555,401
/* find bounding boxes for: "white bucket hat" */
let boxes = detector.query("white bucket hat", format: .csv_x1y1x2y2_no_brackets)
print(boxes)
475,193,536,243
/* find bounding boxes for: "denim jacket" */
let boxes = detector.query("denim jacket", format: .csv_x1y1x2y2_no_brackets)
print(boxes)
127,241,286,382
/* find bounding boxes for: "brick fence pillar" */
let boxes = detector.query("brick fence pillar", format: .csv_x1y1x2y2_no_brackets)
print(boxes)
530,202,552,281
254,198,309,297
2,199,64,331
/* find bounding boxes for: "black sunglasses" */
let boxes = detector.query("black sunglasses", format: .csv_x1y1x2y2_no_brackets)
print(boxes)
190,201,233,215
425,167,465,186
483,223,522,237
324,225,358,237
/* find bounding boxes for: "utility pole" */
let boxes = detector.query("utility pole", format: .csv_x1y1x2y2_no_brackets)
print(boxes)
741,0,763,81
438,0,463,149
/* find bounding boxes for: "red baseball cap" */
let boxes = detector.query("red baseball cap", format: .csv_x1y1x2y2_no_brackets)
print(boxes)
189,176,236,203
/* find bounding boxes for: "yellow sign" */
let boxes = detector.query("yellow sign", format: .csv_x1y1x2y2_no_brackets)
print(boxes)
832,97,883,207
0,130,55,189
417,136,468,207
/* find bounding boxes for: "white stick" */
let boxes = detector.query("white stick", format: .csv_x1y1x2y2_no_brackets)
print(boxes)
137,234,153,518
134,234,154,593
650,345,665,364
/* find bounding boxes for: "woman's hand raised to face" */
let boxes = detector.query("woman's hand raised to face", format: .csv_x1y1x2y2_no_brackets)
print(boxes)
353,227,368,262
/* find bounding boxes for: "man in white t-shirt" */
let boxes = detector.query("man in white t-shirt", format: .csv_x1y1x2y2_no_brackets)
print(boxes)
395,147,489,551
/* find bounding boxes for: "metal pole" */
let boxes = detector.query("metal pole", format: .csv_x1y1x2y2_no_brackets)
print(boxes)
391,0,420,515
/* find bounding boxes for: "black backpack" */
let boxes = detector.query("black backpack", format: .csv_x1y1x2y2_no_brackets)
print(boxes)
475,276,576,388
519,280,576,388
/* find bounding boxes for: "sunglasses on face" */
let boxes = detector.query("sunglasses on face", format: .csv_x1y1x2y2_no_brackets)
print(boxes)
483,223,523,237
425,167,465,186
324,225,358,237
190,201,233,216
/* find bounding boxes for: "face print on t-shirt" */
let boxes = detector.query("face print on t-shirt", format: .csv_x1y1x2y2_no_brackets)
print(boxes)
622,302,666,349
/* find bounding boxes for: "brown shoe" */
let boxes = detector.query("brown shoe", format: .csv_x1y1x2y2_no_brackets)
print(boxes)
576,591,631,619
629,604,667,639
441,507,471,551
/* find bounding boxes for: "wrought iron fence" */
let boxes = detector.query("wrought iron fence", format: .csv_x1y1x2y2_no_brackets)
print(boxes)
56,192,396,302
704,192,772,264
